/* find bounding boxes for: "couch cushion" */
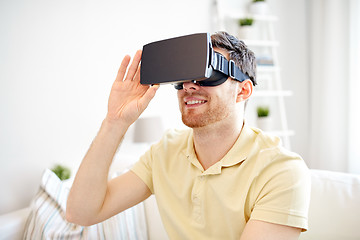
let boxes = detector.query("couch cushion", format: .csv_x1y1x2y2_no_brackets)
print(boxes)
0,207,30,240
299,169,360,240
23,169,148,240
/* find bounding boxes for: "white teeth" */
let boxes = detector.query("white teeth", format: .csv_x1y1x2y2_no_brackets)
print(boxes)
186,100,206,105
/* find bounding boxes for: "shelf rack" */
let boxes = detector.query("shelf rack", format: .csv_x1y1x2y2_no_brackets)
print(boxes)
214,3,293,149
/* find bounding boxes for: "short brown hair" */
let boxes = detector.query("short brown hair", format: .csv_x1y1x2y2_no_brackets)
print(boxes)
211,31,257,86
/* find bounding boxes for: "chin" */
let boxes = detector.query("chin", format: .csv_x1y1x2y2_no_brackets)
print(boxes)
181,115,208,128
182,114,222,129
182,119,205,128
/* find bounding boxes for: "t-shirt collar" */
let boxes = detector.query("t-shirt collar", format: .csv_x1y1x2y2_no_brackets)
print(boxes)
183,124,257,175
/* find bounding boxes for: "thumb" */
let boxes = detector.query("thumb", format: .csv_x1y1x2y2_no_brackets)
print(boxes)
138,85,160,110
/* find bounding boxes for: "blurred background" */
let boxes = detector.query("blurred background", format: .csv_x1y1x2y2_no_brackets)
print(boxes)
1,0,359,215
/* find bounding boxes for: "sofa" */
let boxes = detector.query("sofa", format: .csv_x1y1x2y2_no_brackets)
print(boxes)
0,195,168,240
0,169,359,240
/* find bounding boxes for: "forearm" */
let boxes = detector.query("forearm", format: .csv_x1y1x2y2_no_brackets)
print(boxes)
66,118,129,224
66,50,158,225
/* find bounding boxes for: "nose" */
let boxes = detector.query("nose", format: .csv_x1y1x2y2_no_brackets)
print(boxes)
183,81,200,92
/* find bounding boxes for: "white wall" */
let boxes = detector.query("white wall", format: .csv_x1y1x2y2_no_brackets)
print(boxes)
0,0,213,214
0,0,310,214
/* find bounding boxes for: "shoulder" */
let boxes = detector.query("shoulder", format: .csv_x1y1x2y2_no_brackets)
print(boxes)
249,126,303,162
245,126,310,180
152,128,193,152
161,128,192,142
249,126,283,150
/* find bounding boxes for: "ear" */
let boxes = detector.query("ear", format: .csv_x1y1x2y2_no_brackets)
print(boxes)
236,79,253,103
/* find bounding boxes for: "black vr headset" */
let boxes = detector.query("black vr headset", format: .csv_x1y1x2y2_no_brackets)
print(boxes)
140,33,250,90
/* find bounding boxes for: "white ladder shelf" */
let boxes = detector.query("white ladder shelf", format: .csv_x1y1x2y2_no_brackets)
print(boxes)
214,3,293,149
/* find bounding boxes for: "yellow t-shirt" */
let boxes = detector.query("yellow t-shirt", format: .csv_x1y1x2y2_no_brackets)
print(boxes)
131,125,311,240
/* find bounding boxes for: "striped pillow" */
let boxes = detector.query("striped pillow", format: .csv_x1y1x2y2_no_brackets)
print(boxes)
23,169,148,240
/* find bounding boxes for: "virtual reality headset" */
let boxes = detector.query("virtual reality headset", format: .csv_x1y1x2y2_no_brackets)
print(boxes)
140,33,250,90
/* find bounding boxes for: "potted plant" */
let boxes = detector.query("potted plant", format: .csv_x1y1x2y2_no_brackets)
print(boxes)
238,17,255,40
256,105,272,131
249,0,269,15
51,164,71,181
239,18,254,27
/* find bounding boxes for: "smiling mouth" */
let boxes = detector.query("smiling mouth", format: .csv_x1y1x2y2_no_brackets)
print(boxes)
185,100,207,105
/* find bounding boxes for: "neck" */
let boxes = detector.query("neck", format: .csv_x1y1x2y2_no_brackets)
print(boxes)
193,115,244,171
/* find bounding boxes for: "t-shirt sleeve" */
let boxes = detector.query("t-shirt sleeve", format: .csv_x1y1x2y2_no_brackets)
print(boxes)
131,147,155,194
250,154,311,231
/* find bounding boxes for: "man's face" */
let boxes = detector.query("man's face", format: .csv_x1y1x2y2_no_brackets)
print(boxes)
177,48,239,128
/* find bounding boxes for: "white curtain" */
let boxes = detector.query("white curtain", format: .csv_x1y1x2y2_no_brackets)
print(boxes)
308,0,348,172
308,0,360,173
348,0,360,174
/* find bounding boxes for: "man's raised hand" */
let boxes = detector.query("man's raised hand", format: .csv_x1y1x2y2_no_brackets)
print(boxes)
106,50,159,126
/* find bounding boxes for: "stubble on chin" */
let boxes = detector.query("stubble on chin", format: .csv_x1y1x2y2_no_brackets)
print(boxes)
181,112,208,128
181,106,229,129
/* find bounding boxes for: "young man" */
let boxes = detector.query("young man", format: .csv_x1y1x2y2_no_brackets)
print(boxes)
66,32,311,240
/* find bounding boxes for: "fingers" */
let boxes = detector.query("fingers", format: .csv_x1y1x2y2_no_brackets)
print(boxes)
124,50,142,81
133,64,141,84
115,55,131,82
115,50,142,83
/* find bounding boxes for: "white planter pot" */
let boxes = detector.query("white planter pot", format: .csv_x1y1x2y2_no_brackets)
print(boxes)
256,117,272,131
238,26,255,40
249,2,269,15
